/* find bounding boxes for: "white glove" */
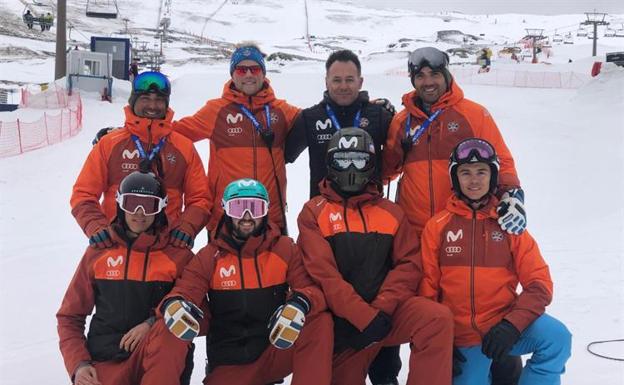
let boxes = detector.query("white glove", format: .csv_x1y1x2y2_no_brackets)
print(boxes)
497,188,526,235
163,298,203,341
268,294,310,350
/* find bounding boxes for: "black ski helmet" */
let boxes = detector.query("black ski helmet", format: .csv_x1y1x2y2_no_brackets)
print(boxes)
449,138,499,199
326,127,376,194
116,171,168,229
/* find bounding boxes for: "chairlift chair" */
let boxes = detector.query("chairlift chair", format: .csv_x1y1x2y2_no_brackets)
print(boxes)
563,33,574,44
587,31,595,39
553,33,563,43
86,0,119,19
604,28,616,37
576,27,588,37
614,28,624,38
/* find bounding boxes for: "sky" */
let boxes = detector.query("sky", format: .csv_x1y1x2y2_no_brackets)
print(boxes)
340,0,624,15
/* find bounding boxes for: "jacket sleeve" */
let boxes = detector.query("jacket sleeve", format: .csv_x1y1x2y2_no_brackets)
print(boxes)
474,108,521,191
504,231,553,332
70,142,110,237
172,102,217,143
56,250,96,378
297,205,377,331
381,112,407,184
371,213,423,315
279,101,302,133
418,217,443,301
284,112,308,164
286,241,326,314
174,144,211,235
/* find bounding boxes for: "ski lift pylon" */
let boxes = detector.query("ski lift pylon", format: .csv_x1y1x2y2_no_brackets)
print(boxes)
86,0,119,19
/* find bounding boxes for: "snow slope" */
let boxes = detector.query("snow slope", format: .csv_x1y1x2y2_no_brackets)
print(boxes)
1,1,624,384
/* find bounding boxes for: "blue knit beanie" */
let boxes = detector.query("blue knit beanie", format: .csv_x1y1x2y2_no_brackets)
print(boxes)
229,46,266,75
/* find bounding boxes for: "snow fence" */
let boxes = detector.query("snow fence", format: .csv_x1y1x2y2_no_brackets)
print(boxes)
0,86,83,158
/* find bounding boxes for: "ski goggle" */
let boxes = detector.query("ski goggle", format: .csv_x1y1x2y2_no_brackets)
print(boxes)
330,151,371,171
408,47,450,75
223,197,269,219
116,193,168,216
233,65,263,76
454,138,496,162
133,71,171,96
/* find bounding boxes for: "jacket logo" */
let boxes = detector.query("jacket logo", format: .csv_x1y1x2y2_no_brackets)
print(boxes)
219,265,236,278
107,255,123,267
445,246,462,254
315,119,332,131
166,153,176,164
329,212,342,222
122,149,140,159
238,179,257,187
491,231,505,242
227,127,243,135
226,113,244,124
359,117,370,128
447,122,459,132
338,137,358,149
446,229,463,242
122,163,138,171
317,133,332,141
270,112,279,124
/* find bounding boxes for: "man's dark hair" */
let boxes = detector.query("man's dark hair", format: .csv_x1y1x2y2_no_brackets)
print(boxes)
325,50,361,75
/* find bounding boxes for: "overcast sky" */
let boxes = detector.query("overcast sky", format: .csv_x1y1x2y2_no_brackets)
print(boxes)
338,0,624,15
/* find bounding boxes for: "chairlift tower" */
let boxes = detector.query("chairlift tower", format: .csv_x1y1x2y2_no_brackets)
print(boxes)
55,0,67,79
524,28,544,64
582,11,609,56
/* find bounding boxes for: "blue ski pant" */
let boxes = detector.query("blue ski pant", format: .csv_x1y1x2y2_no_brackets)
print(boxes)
454,313,572,385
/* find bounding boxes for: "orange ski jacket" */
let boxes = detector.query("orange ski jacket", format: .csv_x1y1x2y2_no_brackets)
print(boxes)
297,180,422,350
382,81,520,234
57,227,193,377
419,195,553,347
70,107,210,238
173,80,300,232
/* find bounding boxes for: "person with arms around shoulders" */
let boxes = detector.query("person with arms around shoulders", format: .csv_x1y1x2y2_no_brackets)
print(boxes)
297,127,454,385
71,71,210,251
159,178,333,385
285,49,394,200
381,48,527,383
57,171,195,385
419,138,571,385
173,42,300,235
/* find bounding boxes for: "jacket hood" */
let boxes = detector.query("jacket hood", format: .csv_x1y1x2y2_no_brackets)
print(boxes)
110,222,170,251
318,178,383,208
123,106,174,143
401,79,464,119
214,221,283,258
221,79,277,108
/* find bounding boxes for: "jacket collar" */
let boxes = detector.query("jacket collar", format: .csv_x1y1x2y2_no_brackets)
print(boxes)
214,221,282,258
123,106,174,144
445,194,500,220
318,179,383,208
110,223,170,252
401,79,464,119
322,90,369,115
222,79,277,109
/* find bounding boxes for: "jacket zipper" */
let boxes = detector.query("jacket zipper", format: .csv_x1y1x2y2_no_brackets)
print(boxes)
427,130,435,217
470,210,484,337
236,249,250,359
356,203,368,233
343,199,350,232
253,249,263,288
123,245,132,330
141,247,151,281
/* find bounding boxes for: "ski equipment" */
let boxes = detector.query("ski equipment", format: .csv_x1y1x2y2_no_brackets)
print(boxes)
449,138,500,197
326,127,376,193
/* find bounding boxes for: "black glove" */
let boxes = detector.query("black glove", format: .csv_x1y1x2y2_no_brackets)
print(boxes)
372,98,397,116
92,127,115,145
170,226,195,249
453,346,466,377
88,227,114,249
351,311,392,350
481,320,521,361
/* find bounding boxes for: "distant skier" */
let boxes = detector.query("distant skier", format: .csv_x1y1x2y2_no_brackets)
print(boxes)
382,46,527,385
71,71,210,251
160,178,333,385
23,10,34,29
478,47,492,73
58,171,196,385
420,138,572,384
129,59,139,83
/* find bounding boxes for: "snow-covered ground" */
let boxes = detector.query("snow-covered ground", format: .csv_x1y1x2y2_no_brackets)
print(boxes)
1,1,624,384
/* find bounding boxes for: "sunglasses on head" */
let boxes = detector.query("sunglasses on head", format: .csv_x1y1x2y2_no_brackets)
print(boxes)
223,197,269,219
133,71,171,96
234,65,263,76
116,193,168,216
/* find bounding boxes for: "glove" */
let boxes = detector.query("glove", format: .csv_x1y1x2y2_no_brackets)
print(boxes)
351,311,392,350
92,127,115,145
497,188,526,235
268,293,310,350
88,227,114,249
453,346,466,377
481,320,521,361
170,223,195,249
372,98,396,116
163,298,204,341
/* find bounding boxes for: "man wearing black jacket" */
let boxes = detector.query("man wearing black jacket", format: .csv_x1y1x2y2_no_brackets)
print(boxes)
284,49,399,385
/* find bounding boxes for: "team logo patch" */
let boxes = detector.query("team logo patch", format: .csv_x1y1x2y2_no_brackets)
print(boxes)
316,119,332,131
446,229,463,242
447,122,460,132
270,112,279,125
491,231,505,242
359,117,370,128
166,153,176,165
226,113,244,124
